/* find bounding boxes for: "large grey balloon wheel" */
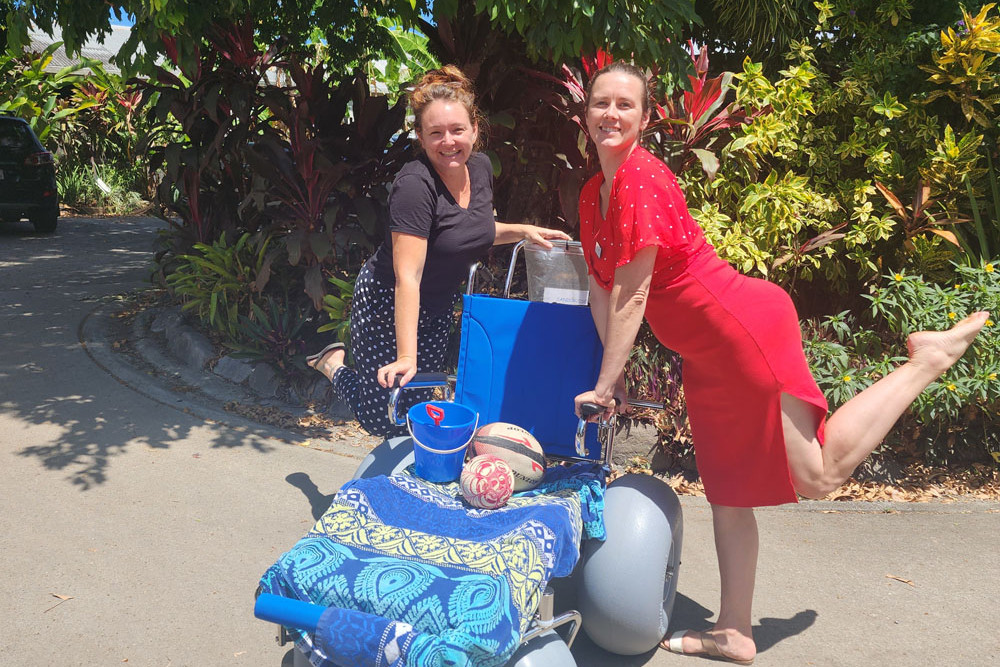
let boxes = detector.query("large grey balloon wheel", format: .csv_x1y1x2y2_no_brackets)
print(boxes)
577,473,684,655
507,629,577,667
352,436,416,480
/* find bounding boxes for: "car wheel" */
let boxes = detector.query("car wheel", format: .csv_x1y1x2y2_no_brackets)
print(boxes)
31,212,58,233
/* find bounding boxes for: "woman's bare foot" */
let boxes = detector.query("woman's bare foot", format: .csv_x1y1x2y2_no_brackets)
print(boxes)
308,347,346,381
906,311,990,375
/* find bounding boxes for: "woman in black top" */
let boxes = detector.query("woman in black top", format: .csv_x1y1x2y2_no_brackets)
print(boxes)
309,66,569,436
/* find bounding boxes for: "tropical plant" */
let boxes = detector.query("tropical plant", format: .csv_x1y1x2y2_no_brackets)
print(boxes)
921,3,1000,129
646,44,770,180
959,141,1000,261
874,178,967,255
318,273,357,357
140,19,415,309
692,0,817,69
164,231,271,343
468,0,699,75
0,42,99,142
804,262,1000,463
228,298,310,372
140,22,288,248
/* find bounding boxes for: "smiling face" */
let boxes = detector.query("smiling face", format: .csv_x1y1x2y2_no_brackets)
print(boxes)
585,71,650,158
416,100,479,175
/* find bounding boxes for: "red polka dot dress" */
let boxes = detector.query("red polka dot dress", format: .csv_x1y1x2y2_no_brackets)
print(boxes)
579,147,828,506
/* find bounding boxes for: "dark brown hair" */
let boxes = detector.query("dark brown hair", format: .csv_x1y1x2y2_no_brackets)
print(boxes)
409,65,484,149
585,61,653,115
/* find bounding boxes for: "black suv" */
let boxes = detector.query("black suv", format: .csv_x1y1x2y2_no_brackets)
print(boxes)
0,116,58,233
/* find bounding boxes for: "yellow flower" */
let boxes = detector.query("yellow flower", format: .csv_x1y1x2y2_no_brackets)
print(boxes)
986,263,995,273
948,312,957,319
946,383,957,391
989,373,997,381
954,284,962,290
893,273,903,281
987,319,995,327
842,375,852,382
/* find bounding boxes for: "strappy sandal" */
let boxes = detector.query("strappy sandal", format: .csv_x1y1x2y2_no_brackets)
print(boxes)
661,631,755,665
306,342,345,366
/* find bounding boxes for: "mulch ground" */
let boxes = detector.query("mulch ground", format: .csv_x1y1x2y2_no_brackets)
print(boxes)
618,460,1000,503
116,290,999,504
233,399,1000,503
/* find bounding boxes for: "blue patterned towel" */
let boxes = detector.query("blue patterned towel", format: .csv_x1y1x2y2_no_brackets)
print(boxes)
258,462,606,667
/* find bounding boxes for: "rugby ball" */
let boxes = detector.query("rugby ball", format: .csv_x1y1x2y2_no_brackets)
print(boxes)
460,455,514,509
469,422,546,491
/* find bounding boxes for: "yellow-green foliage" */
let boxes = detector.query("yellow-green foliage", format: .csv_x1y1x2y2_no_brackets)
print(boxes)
922,3,1000,128
683,4,1000,294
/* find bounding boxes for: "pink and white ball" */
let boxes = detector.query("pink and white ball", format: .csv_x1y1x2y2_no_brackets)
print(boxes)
460,455,515,509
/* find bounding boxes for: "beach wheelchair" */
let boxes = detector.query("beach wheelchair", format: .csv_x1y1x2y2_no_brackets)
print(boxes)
255,241,685,667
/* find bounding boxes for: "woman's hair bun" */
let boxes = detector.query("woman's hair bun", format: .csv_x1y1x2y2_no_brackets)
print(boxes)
409,65,482,139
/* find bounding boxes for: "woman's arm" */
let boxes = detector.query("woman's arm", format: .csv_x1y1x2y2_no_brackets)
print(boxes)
586,275,629,410
574,245,657,418
377,232,428,389
494,221,571,248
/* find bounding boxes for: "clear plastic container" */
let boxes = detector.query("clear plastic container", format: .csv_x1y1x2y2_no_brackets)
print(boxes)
523,241,590,305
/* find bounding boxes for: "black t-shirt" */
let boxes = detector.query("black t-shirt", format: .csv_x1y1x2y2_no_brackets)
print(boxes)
368,152,497,315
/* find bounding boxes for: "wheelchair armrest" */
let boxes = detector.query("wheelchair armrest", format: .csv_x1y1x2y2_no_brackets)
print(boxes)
387,373,456,426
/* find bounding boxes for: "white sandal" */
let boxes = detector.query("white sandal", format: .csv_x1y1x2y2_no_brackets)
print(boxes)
662,630,755,665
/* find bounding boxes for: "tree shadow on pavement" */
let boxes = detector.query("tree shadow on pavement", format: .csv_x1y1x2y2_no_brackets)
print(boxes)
3,216,286,490
11,373,281,490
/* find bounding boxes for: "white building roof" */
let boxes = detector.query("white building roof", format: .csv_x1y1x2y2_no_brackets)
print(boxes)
27,24,136,75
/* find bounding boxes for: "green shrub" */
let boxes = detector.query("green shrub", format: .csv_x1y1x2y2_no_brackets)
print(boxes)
318,273,357,358
804,261,1000,462
165,232,270,344
228,298,310,372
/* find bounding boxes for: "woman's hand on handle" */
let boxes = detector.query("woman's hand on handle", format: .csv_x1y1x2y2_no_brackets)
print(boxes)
378,356,417,389
522,225,571,249
493,222,571,248
574,388,618,421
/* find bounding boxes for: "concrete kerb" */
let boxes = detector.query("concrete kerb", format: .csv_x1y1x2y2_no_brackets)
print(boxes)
79,300,371,461
82,299,1000,517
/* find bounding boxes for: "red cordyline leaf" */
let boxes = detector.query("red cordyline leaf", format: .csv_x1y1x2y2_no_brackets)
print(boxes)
582,48,613,78
116,90,142,111
684,73,724,123
690,40,708,78
209,19,260,71
161,34,179,66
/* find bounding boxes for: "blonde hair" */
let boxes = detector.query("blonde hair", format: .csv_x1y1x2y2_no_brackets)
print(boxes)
409,65,484,148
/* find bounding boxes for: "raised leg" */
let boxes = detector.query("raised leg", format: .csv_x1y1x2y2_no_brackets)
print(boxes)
784,311,989,498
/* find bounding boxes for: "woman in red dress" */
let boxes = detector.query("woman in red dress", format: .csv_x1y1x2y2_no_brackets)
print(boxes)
573,62,988,664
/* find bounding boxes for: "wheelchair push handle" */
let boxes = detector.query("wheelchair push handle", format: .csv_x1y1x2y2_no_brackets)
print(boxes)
575,399,620,457
387,372,455,426
254,593,324,634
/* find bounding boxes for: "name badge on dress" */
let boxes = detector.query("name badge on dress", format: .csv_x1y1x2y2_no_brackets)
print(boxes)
594,242,603,258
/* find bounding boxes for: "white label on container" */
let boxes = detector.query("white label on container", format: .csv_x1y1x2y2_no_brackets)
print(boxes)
543,287,589,306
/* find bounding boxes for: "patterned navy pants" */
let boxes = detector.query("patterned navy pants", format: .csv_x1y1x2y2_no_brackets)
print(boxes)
331,262,453,437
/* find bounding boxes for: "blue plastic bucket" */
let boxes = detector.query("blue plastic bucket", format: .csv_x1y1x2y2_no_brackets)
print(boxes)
407,401,479,483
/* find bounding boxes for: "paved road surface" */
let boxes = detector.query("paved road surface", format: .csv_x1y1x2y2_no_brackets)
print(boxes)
1,216,997,666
